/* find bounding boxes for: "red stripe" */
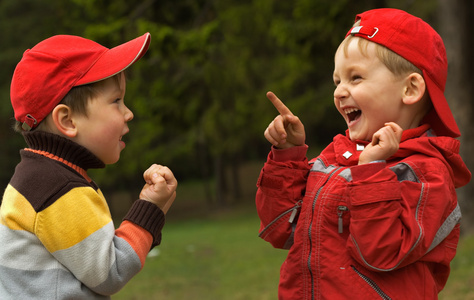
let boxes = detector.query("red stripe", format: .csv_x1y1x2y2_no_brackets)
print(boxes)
115,221,153,268
24,148,91,182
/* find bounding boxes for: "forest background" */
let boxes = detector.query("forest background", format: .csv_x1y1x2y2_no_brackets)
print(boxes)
0,0,473,229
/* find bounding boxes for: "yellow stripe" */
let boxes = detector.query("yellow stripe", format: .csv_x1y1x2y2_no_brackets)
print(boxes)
36,187,112,252
0,185,36,232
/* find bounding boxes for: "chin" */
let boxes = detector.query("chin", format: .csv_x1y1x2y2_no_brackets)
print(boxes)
348,131,358,141
348,132,368,142
103,156,120,165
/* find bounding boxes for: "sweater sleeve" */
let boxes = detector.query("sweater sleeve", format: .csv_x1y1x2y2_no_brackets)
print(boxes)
122,199,165,249
35,187,165,296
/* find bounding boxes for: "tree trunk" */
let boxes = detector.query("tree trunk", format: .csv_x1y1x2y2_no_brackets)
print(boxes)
438,0,474,232
215,153,228,206
230,154,242,202
197,139,214,206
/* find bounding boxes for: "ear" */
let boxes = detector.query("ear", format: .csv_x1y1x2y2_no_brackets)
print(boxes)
402,73,426,105
51,104,77,137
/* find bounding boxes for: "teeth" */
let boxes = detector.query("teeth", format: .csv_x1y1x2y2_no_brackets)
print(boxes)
344,108,360,115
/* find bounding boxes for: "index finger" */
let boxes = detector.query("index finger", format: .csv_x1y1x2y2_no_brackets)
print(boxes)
384,122,403,139
266,91,294,116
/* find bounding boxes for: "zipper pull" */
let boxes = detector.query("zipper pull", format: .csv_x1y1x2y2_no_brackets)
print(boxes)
337,206,349,233
289,200,303,223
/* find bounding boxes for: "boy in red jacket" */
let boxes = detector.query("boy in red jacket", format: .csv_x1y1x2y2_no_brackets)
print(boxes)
256,8,471,299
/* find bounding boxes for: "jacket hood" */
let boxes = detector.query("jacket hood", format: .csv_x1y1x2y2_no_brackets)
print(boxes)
396,131,471,188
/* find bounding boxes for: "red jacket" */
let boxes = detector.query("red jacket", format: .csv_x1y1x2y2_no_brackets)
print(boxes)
256,125,471,299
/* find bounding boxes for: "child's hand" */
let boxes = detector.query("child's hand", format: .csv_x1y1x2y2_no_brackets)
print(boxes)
358,122,403,165
264,91,306,149
139,164,177,214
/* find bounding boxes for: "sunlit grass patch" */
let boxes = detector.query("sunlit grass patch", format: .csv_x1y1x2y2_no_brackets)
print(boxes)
440,235,474,300
113,208,286,300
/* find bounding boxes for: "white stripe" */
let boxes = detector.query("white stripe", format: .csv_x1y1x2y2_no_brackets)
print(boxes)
0,223,65,271
53,221,116,285
427,203,461,253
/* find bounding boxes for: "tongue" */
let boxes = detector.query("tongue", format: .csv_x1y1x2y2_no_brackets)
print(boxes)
348,111,361,122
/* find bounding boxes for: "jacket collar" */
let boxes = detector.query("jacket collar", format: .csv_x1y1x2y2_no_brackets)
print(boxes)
334,124,432,166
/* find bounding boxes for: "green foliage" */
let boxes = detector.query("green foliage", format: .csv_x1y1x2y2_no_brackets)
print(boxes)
439,235,474,299
0,0,440,195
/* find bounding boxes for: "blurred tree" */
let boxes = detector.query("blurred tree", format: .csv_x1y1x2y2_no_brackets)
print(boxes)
4,0,470,219
96,0,359,205
438,0,474,232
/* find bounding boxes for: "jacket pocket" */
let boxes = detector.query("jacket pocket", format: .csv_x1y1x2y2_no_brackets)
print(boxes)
258,200,302,249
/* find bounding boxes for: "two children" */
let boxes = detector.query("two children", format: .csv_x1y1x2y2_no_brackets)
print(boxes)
0,33,177,298
256,8,471,299
0,7,471,300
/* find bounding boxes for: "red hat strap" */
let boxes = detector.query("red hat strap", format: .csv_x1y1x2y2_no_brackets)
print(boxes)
348,26,379,39
22,114,37,131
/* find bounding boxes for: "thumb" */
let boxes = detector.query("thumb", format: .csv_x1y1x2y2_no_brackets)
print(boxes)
286,115,304,132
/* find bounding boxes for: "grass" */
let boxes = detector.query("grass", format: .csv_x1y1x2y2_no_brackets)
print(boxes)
112,207,287,300
439,234,474,299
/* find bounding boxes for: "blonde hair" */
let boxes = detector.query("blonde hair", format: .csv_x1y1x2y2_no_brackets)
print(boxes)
342,21,422,78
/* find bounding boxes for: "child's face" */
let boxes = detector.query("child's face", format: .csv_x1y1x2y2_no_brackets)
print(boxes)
73,75,133,164
333,37,408,141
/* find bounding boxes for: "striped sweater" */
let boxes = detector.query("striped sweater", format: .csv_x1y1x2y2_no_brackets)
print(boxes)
0,131,165,299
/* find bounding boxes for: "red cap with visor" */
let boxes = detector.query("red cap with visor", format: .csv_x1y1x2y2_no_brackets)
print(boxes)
346,8,460,137
11,33,151,131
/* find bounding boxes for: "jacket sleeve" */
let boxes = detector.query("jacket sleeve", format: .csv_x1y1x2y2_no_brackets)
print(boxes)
346,157,460,272
256,145,310,249
35,186,165,296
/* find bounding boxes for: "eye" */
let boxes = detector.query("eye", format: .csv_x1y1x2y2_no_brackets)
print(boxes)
351,75,362,82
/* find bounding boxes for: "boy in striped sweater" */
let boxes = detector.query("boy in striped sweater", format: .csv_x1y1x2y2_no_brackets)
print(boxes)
0,33,177,299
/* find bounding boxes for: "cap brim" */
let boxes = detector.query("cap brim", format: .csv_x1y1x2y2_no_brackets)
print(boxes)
75,32,151,86
423,71,460,137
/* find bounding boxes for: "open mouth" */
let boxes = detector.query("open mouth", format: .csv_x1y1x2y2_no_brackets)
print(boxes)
344,108,361,123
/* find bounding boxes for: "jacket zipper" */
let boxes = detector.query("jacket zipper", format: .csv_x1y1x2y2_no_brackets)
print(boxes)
351,266,392,300
308,167,342,300
337,205,349,234
289,200,303,223
258,200,303,237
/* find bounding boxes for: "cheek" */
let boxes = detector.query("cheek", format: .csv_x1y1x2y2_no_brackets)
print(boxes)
86,119,122,148
95,113,123,133
334,98,344,115
97,125,119,138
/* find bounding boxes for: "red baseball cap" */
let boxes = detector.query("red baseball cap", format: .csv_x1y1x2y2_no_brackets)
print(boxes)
346,8,460,137
11,32,151,131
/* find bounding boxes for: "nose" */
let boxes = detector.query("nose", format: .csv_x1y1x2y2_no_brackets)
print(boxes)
124,105,134,122
334,83,349,101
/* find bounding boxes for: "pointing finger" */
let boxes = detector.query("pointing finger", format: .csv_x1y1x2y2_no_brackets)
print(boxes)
266,91,294,116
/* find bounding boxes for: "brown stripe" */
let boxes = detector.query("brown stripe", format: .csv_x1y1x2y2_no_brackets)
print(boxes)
24,148,91,182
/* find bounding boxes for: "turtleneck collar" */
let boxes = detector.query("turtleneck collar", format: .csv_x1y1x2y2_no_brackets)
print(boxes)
22,131,105,172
